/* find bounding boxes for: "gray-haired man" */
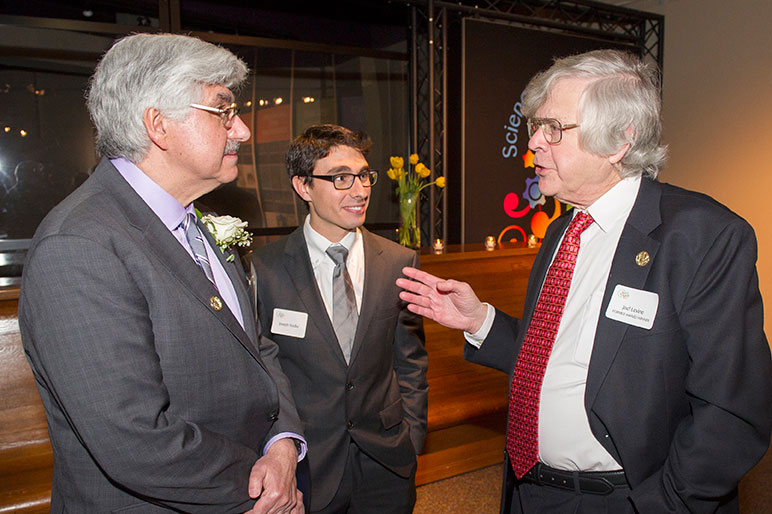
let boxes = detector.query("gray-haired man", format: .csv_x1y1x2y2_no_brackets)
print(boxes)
19,33,305,513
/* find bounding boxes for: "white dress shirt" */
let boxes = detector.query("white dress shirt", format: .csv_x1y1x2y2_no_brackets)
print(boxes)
302,215,365,318
468,175,642,471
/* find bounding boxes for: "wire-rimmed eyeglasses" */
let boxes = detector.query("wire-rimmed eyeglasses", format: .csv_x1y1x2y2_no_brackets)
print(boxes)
527,117,580,145
308,170,379,190
189,102,240,128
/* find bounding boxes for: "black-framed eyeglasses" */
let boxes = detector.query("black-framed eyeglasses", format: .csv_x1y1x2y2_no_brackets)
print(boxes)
527,117,580,145
189,102,240,128
308,170,378,190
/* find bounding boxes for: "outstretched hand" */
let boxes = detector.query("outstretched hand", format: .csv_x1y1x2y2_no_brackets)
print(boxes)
396,266,487,334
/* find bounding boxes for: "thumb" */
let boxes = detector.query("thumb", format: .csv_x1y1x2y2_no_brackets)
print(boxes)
434,279,458,294
248,469,265,498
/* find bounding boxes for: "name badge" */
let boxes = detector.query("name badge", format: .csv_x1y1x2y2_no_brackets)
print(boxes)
271,308,308,338
605,284,659,330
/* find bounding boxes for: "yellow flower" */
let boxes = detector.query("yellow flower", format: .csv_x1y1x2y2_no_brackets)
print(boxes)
390,156,404,169
387,168,397,180
415,162,430,178
435,176,446,188
409,153,419,165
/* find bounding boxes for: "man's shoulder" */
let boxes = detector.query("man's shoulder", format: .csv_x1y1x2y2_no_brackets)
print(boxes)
252,228,302,264
31,170,123,245
653,179,746,227
362,229,416,259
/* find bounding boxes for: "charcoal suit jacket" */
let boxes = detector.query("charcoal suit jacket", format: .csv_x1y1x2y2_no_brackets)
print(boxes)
465,177,772,514
19,158,303,513
251,226,428,512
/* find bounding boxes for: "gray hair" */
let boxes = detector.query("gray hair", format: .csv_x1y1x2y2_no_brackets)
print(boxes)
522,49,667,179
86,33,248,163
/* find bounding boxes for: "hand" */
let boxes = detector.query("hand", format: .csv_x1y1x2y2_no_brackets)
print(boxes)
245,438,303,514
397,266,488,334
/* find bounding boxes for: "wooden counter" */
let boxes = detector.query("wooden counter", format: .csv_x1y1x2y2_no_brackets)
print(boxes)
415,244,537,484
0,243,538,511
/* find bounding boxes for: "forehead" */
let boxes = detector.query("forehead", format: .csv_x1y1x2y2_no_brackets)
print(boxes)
536,77,591,119
314,145,368,174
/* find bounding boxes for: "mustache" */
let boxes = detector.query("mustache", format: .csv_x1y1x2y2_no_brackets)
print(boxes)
224,140,241,155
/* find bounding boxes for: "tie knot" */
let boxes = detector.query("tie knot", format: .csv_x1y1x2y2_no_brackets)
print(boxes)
326,245,349,267
567,211,594,237
182,212,198,232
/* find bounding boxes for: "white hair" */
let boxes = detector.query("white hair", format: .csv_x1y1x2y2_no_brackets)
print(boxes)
522,49,667,179
86,33,248,163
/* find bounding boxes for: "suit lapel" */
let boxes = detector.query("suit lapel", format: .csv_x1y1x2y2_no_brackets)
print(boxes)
282,228,347,365
198,220,258,344
349,228,381,365
584,178,663,408
99,160,265,367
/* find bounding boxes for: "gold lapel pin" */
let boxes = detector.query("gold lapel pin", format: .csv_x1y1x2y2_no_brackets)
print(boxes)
209,296,223,311
635,251,650,267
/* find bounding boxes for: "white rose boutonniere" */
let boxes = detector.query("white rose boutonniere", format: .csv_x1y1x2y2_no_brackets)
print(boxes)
199,213,253,262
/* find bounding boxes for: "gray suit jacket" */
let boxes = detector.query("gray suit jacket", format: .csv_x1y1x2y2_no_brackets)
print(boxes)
251,227,428,511
19,158,302,513
466,178,772,514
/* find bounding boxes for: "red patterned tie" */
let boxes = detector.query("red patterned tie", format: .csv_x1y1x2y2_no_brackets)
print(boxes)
507,211,594,479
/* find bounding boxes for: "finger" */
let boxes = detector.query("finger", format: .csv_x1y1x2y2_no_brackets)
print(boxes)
399,290,433,308
401,266,443,287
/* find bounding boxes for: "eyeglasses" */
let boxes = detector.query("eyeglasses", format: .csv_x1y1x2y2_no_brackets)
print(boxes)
308,170,378,190
189,102,240,128
527,117,580,144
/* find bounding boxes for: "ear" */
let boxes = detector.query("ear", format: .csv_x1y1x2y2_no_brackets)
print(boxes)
608,126,635,165
143,107,170,151
292,176,313,203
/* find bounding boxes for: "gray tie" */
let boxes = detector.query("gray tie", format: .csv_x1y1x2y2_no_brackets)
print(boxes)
182,213,216,285
326,245,358,364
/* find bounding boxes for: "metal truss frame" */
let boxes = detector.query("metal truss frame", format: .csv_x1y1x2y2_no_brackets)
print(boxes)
408,0,664,245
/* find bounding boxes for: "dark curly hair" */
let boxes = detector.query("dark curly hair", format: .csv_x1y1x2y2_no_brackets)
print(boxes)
285,124,372,180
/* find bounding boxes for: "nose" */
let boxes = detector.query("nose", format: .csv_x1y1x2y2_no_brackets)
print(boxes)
228,115,251,143
349,175,368,197
528,125,548,153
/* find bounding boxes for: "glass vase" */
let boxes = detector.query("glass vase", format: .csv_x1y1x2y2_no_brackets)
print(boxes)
399,192,420,249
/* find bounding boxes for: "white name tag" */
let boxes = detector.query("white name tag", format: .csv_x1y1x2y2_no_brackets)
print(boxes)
605,284,659,330
271,308,308,338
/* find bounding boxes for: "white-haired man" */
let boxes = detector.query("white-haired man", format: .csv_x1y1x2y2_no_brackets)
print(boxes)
398,49,772,513
19,33,305,513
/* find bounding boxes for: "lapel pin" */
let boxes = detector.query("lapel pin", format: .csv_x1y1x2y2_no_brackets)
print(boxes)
635,251,650,267
210,296,223,311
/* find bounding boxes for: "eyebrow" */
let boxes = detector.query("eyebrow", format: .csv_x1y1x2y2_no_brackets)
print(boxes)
320,165,368,175
214,91,235,104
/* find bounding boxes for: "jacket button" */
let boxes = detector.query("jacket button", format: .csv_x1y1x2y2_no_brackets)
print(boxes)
346,382,354,391
269,413,279,422
347,421,354,430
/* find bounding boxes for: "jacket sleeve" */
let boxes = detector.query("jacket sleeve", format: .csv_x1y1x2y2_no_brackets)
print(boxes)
394,250,430,454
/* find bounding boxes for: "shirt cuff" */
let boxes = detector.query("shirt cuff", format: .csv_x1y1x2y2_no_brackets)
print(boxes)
263,432,307,462
463,303,495,348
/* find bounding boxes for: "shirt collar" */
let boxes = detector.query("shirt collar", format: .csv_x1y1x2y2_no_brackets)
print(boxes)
111,157,189,230
303,215,358,265
584,175,642,233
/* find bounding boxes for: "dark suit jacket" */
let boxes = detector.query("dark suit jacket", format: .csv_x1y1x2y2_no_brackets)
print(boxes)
19,158,302,513
251,226,428,511
466,177,772,514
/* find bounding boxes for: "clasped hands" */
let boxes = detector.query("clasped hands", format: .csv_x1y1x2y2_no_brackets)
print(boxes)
396,266,487,334
244,438,303,514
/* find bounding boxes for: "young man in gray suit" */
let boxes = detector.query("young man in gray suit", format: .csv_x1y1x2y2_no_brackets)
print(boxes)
19,33,305,513
250,125,428,514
